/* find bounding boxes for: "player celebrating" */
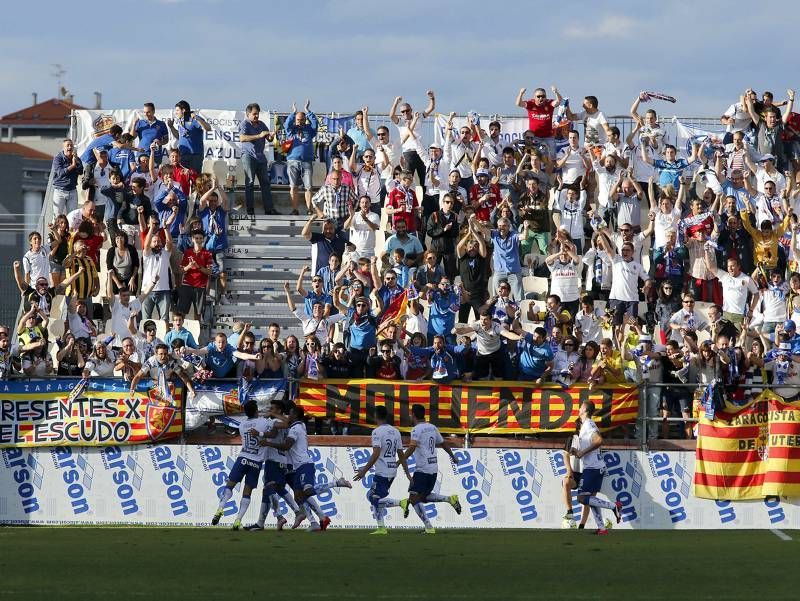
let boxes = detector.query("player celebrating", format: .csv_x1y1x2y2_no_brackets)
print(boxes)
354,405,411,535
211,401,268,530
244,399,305,531
569,401,622,534
261,406,330,531
561,418,590,529
398,404,462,534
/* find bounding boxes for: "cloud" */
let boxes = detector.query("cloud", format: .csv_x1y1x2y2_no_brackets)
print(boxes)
563,15,640,39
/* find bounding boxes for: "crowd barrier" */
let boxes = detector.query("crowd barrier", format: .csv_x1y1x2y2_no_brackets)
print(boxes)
2,377,799,528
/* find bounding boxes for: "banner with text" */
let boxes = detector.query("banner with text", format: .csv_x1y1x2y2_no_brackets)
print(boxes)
184,379,287,432
296,379,638,434
1,445,797,528
694,391,800,501
73,108,273,167
0,379,183,448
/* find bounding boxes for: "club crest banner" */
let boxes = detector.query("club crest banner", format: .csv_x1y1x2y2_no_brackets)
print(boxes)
295,379,638,434
0,378,183,448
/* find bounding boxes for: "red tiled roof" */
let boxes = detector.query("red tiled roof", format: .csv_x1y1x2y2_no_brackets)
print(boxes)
0,98,85,126
0,142,53,160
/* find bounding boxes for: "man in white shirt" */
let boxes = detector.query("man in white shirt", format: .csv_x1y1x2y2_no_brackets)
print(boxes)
351,148,381,210
571,95,612,146
480,120,506,168
141,219,173,324
598,236,652,343
443,115,479,191
108,286,144,347
353,405,410,534
374,125,400,204
390,91,436,187
555,130,591,186
344,195,380,259
721,91,757,138
704,252,759,331
455,311,522,380
398,403,461,534
569,401,622,533
668,294,710,343
284,283,344,348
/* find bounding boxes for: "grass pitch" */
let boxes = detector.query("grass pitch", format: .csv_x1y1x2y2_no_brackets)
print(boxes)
0,527,794,600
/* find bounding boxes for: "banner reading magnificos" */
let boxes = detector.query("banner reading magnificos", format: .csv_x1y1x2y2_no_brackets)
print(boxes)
0,379,182,448
295,379,638,434
694,390,800,500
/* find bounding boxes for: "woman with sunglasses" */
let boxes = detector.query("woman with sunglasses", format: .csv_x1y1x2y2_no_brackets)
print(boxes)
654,281,681,344
282,335,302,400
256,339,285,381
553,335,580,387
298,336,325,381
572,341,600,384
48,214,71,287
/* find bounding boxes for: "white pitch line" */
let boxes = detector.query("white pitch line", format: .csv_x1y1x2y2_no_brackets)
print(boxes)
771,528,792,541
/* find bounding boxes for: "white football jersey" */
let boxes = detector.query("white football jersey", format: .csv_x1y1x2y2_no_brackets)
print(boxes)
410,422,443,475
286,421,311,467
238,417,269,462
371,424,403,478
578,420,604,471
264,417,288,463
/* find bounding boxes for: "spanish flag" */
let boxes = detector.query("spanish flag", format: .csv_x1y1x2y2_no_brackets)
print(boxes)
379,289,408,330
693,389,800,500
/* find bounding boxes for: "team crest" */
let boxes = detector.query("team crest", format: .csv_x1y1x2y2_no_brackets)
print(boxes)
145,384,178,441
756,424,769,461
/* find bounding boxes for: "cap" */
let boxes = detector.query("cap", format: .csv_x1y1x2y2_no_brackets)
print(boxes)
785,320,796,331
476,168,490,177
638,335,652,343
429,143,441,150
760,153,776,162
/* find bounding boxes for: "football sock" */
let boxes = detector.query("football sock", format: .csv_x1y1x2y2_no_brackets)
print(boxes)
587,496,615,510
379,497,399,508
216,487,233,511
373,506,385,528
413,503,432,528
236,496,251,521
314,482,337,494
426,493,449,503
279,490,301,513
305,496,325,520
269,493,281,514
591,505,604,528
303,501,319,526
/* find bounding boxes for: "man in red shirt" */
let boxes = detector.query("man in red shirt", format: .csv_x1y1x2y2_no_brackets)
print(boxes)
386,170,421,233
516,85,564,159
177,230,213,317
469,169,501,222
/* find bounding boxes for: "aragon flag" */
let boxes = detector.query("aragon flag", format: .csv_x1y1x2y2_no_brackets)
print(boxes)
693,389,800,500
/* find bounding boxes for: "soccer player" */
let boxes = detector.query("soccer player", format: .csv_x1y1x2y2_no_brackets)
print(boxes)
211,401,268,530
569,401,622,534
244,400,304,531
561,419,590,529
354,405,411,535
398,404,462,534
262,406,339,531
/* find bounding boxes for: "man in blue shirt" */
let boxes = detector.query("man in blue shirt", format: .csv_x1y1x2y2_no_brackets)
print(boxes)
154,170,188,238
184,332,258,378
167,100,211,173
163,312,198,349
80,124,123,165
642,143,698,189
474,215,523,302
426,278,460,345
344,297,377,376
52,139,83,215
346,107,373,161
129,103,169,161
284,100,319,215
238,102,278,216
517,326,554,382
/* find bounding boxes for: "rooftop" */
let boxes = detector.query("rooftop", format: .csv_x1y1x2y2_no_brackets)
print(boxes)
0,141,54,160
0,97,84,127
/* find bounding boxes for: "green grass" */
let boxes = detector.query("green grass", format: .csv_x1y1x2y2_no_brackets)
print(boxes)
0,528,795,600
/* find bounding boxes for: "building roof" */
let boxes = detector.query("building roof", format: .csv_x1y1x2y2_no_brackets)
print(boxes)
0,142,53,160
0,97,85,127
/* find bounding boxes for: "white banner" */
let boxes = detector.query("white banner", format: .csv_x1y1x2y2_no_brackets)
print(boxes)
432,114,530,149
2,446,798,528
674,118,727,158
73,108,273,167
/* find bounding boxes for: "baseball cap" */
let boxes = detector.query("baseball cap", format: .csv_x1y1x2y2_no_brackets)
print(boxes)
639,335,652,343
476,168,490,177
785,320,796,331
760,153,776,162
429,143,441,150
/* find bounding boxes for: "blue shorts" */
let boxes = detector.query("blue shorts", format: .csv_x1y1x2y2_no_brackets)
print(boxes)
294,462,316,494
409,471,437,499
368,475,394,507
229,456,263,489
263,460,288,492
577,468,604,495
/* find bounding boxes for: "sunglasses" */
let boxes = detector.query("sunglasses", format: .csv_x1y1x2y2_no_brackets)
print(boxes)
381,349,392,353
683,300,695,304
535,95,546,99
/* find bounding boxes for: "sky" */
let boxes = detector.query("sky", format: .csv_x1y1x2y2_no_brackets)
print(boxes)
2,0,796,119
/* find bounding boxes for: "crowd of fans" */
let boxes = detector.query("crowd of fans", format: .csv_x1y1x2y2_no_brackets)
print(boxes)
6,86,800,439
